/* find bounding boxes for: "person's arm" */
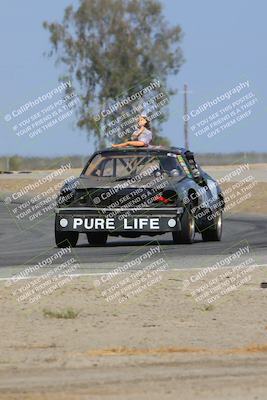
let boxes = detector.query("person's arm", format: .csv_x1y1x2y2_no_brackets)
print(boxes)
131,132,139,140
131,127,144,140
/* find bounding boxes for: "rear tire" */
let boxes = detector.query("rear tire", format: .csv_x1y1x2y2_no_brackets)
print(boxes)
86,232,108,246
202,211,223,242
55,229,79,248
172,207,195,244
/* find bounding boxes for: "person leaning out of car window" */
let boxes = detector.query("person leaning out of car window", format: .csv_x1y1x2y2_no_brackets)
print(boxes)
112,114,152,148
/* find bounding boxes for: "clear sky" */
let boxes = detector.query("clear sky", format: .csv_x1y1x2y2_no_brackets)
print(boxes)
0,0,266,156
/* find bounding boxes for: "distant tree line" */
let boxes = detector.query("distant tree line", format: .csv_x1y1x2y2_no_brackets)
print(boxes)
0,155,86,171
195,152,267,166
1,153,267,171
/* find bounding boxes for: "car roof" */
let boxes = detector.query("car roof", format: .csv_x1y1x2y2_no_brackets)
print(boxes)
93,146,188,156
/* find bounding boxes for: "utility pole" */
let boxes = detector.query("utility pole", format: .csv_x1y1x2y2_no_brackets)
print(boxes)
6,156,10,171
184,83,189,150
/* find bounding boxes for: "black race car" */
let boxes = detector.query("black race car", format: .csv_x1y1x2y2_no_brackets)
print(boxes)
55,146,224,247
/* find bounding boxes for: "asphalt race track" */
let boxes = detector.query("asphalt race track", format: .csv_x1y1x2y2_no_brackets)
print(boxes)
0,202,266,277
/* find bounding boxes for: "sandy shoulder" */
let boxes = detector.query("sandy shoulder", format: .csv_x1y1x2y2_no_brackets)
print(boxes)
1,268,267,399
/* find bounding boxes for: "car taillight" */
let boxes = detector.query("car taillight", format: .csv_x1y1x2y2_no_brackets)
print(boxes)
153,195,171,204
153,190,178,205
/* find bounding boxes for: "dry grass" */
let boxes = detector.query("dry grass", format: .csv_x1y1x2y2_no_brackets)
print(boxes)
85,343,267,357
43,308,79,319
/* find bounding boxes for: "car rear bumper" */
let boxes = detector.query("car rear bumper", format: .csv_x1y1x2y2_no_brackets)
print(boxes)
55,207,183,233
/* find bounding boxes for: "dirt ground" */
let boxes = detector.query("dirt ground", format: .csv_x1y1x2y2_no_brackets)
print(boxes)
1,268,267,399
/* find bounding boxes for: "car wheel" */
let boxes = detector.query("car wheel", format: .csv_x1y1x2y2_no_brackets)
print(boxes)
202,211,223,242
86,232,108,246
172,207,195,244
55,229,79,248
